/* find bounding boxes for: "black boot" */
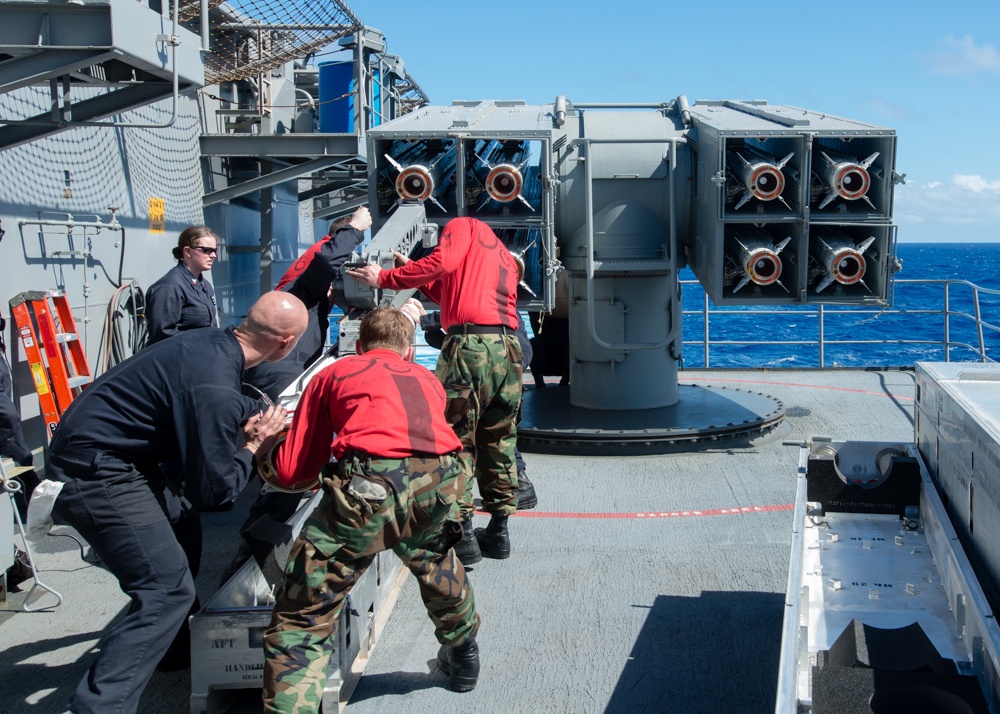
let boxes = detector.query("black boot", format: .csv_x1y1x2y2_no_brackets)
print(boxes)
475,514,510,559
453,518,482,565
437,638,480,692
515,472,538,511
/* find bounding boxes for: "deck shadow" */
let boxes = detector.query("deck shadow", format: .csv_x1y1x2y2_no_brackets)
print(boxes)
605,591,783,714
348,663,448,702
0,631,103,712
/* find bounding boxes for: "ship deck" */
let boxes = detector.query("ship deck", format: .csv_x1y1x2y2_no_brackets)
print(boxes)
0,367,920,713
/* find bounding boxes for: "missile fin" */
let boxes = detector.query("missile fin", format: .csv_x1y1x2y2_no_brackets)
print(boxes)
776,279,790,294
775,152,794,169
734,151,753,168
427,194,446,211
733,276,750,293
857,236,876,253
734,191,752,210
775,236,792,254
861,195,877,211
384,154,405,172
777,195,793,211
516,194,536,211
815,274,834,293
818,191,836,209
820,151,836,167
859,152,880,169
473,152,492,169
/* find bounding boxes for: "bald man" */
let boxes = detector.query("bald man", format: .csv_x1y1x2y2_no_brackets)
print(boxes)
45,291,307,714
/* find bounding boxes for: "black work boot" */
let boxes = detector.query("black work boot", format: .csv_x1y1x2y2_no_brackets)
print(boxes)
475,514,510,559
515,472,538,511
437,638,480,692
453,518,482,565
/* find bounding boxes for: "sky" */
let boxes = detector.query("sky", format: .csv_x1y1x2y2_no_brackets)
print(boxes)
329,0,1000,243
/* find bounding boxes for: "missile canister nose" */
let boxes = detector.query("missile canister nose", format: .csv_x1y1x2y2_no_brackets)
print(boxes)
395,166,434,201
485,164,524,203
749,165,785,201
747,249,782,285
835,165,871,200
833,251,866,283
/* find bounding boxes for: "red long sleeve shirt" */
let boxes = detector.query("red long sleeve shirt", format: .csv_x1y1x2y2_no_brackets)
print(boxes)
377,217,519,330
273,349,461,489
275,235,329,290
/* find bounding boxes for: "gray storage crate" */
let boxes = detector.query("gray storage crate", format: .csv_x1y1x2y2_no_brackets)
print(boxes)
915,362,1000,610
189,490,404,713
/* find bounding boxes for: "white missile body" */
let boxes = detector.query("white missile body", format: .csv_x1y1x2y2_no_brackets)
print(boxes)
384,154,447,210
816,150,879,210
474,152,533,210
728,149,794,211
811,233,877,293
726,229,792,293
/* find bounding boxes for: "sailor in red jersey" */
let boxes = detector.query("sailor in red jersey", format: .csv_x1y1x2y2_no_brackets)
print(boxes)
262,308,480,706
348,216,524,563
272,312,463,484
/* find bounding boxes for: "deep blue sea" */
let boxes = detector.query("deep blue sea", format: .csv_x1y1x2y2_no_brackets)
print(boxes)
679,242,1000,368
413,243,1000,371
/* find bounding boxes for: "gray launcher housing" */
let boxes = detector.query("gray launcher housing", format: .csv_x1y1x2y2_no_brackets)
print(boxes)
687,100,898,305
366,98,899,411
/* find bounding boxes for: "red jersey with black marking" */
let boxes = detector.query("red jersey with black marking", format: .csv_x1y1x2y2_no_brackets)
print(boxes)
377,217,519,330
273,349,461,487
275,235,330,291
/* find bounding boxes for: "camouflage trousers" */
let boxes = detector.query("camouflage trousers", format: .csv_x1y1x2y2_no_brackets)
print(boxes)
435,332,523,518
262,452,479,713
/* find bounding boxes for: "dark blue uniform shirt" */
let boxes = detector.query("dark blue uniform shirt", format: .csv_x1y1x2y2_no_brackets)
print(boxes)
146,263,218,345
48,327,260,510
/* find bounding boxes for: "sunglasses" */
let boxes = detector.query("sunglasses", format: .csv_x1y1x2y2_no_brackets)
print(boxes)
191,246,218,255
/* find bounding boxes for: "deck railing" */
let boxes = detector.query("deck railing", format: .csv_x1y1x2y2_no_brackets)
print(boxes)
680,278,1000,368
410,278,1000,371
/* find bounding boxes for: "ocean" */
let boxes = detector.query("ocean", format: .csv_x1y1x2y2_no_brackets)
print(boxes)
411,242,1000,371
678,242,1000,369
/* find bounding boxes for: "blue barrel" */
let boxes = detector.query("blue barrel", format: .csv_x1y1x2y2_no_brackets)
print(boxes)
371,68,381,128
318,61,354,133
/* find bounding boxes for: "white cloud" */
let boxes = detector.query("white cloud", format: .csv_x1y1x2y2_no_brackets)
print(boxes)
953,174,1000,192
927,35,1000,75
894,175,1000,242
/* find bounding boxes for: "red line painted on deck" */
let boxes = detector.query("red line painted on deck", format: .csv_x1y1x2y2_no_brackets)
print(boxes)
483,503,794,520
679,378,915,401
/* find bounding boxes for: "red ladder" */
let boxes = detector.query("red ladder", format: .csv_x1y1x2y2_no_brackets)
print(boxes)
8,290,92,439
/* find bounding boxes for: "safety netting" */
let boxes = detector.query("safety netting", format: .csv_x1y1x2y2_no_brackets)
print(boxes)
175,0,362,84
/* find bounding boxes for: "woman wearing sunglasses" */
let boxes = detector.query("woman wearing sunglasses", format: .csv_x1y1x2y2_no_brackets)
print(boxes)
145,226,220,345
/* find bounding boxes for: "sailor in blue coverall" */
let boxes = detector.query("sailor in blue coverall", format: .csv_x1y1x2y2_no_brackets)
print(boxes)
44,292,307,714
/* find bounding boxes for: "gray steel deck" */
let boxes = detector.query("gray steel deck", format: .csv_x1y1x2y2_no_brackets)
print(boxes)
0,368,920,713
